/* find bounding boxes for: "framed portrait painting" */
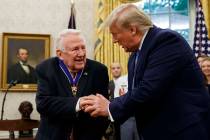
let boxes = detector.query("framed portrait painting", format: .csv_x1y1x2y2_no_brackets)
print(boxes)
1,32,50,91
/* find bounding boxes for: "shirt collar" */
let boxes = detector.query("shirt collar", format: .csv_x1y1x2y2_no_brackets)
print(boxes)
138,29,149,51
19,61,24,65
19,61,27,66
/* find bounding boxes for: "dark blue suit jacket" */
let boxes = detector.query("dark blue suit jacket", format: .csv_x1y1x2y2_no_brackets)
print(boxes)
35,57,109,140
109,26,210,140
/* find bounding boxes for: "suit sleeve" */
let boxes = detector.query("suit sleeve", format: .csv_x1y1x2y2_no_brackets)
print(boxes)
35,63,78,120
109,31,190,123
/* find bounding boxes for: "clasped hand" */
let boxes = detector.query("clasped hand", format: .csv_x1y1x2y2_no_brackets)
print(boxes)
79,94,110,117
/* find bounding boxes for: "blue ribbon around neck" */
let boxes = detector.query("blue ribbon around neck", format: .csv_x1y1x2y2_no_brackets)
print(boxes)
59,59,83,86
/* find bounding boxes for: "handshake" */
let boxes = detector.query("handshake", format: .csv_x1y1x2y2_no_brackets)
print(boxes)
79,94,110,117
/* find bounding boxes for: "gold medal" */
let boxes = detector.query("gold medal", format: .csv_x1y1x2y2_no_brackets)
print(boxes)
71,86,77,96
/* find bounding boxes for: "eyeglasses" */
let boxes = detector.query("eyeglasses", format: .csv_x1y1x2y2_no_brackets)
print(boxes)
61,46,86,55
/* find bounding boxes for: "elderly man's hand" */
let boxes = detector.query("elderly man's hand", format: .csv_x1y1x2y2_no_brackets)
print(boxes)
80,94,110,117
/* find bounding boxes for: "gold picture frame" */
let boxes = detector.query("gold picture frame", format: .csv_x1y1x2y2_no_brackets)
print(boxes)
1,32,50,92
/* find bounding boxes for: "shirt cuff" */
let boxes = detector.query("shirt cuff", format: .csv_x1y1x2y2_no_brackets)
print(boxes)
108,104,114,122
75,98,81,112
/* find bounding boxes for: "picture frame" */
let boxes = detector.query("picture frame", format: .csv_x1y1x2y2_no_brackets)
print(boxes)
1,32,51,92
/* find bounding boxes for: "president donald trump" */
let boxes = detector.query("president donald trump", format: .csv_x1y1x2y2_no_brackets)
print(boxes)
80,3,210,140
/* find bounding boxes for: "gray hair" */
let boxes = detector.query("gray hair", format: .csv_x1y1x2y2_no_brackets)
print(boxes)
56,29,86,51
103,3,153,32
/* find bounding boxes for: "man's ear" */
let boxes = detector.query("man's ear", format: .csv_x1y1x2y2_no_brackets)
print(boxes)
56,49,62,57
130,25,137,35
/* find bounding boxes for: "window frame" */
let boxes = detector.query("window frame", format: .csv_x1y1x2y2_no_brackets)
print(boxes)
135,0,195,47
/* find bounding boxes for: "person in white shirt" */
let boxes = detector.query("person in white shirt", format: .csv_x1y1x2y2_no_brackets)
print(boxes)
109,62,123,99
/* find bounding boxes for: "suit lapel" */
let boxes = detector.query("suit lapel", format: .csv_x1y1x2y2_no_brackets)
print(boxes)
76,69,88,97
129,26,158,89
55,58,72,96
133,26,159,86
76,61,90,97
128,53,136,90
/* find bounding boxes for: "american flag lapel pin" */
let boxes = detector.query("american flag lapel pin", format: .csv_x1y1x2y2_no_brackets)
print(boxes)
84,72,88,76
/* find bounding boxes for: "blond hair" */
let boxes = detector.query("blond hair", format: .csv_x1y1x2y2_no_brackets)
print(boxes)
202,57,210,63
103,3,153,32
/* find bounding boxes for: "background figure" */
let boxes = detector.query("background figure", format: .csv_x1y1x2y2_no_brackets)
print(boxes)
18,101,33,120
35,29,109,140
18,101,33,138
7,48,37,84
115,75,139,140
197,54,208,67
201,57,210,94
81,3,210,140
109,62,122,100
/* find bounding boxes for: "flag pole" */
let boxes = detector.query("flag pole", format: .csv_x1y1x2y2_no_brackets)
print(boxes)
68,0,76,29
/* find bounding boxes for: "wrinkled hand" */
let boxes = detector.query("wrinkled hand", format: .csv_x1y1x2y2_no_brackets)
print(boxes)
79,97,89,110
80,94,110,117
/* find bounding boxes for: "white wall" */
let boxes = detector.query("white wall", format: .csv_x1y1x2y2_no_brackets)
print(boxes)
0,0,95,120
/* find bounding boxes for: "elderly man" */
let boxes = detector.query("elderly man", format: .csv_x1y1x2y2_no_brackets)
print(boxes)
35,29,109,140
81,3,210,140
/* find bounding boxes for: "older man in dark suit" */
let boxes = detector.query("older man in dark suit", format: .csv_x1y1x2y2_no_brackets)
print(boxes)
35,29,109,140
81,3,210,140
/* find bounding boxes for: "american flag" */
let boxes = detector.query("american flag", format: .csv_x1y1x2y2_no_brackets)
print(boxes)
193,0,210,57
68,1,76,29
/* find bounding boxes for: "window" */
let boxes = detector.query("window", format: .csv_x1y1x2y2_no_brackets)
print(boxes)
134,0,195,46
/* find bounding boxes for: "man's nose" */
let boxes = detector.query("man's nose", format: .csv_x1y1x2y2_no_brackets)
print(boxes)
77,49,86,56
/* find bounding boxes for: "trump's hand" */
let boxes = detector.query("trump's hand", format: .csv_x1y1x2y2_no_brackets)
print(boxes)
80,94,110,117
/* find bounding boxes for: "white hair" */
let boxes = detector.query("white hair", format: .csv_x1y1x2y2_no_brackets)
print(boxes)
56,29,86,51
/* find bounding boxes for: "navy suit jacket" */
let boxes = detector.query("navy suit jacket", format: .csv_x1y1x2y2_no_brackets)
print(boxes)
35,57,109,140
109,26,210,140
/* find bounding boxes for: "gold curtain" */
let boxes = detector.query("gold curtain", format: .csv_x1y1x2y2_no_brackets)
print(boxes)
94,0,130,79
200,0,210,38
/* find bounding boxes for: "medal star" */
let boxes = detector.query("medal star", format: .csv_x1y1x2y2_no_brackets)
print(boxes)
71,86,77,96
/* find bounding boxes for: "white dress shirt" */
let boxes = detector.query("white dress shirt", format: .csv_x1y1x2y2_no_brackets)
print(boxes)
19,61,30,74
114,75,128,97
